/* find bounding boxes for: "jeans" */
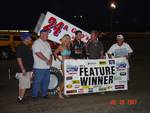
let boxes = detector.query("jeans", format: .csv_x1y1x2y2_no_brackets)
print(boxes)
32,69,50,97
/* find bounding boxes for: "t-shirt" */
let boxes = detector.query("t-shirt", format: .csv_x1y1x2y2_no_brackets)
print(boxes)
32,38,52,69
16,43,34,72
70,40,86,59
87,40,104,59
107,42,133,57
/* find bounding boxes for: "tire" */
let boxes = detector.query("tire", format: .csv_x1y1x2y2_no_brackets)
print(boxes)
48,66,63,92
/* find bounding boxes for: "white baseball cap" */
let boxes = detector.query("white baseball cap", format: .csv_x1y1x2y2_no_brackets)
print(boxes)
116,34,124,40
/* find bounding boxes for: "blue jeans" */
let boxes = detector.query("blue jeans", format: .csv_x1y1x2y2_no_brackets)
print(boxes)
32,69,50,97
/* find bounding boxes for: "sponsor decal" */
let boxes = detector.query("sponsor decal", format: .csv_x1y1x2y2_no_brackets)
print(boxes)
78,89,84,93
109,60,115,65
66,90,77,94
99,61,107,65
66,84,73,89
114,76,122,81
72,80,80,84
118,81,127,83
66,76,73,80
120,72,126,76
82,86,93,89
74,85,80,88
116,62,127,69
115,85,125,89
66,65,78,74
88,88,93,93
99,86,113,91
79,65,86,68
87,62,97,65
93,86,99,88
99,87,106,91
108,86,113,89
117,68,126,71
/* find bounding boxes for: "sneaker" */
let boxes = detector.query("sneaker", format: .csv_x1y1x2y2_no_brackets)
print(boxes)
17,97,25,104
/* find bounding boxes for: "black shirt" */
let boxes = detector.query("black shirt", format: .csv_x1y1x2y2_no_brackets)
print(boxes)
70,40,86,59
16,43,34,72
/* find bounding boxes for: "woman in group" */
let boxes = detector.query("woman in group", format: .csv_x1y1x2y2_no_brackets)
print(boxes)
54,34,71,99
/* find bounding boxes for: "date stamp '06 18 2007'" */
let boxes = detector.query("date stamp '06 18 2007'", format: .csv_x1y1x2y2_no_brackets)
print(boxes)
110,99,138,105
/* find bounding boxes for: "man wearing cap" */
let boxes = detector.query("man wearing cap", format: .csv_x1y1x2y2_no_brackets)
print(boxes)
107,34,133,80
16,32,34,103
32,29,52,99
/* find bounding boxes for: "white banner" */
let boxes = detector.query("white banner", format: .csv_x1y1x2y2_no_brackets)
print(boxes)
64,58,128,95
37,11,90,43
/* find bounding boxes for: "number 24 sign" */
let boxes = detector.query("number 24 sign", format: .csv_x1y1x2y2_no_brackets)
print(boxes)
39,11,90,43
43,17,69,37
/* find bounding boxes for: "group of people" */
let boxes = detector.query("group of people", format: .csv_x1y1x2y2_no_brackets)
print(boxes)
16,29,133,103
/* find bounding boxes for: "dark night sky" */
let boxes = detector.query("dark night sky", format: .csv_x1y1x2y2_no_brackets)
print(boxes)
0,0,150,32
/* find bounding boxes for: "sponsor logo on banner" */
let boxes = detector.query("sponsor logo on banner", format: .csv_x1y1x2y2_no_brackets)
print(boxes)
117,68,126,71
66,84,73,89
78,89,84,93
88,88,93,93
118,81,126,83
107,86,113,89
66,76,73,80
116,62,127,69
99,61,107,65
99,87,106,91
93,86,99,88
87,62,97,65
66,65,78,74
79,65,86,68
72,80,80,84
115,85,125,89
66,90,77,94
109,60,115,65
99,86,113,91
74,85,80,88
82,86,93,89
114,76,122,81
120,72,126,76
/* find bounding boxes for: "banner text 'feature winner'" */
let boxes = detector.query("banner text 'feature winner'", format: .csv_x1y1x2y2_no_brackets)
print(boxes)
64,58,128,95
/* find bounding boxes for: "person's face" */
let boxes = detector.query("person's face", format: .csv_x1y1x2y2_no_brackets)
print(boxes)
117,39,124,45
40,32,48,41
91,32,97,40
66,36,71,45
76,32,82,40
24,37,32,45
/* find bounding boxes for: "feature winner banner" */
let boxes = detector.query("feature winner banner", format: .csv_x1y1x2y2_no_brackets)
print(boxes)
35,11,90,43
64,58,128,95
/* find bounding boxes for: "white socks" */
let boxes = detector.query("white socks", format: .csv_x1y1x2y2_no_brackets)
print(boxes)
18,96,23,100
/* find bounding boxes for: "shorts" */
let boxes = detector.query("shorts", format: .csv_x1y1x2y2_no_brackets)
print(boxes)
17,72,33,89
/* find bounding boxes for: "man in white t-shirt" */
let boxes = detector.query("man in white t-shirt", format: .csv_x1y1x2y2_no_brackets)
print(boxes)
32,29,52,99
107,34,133,80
